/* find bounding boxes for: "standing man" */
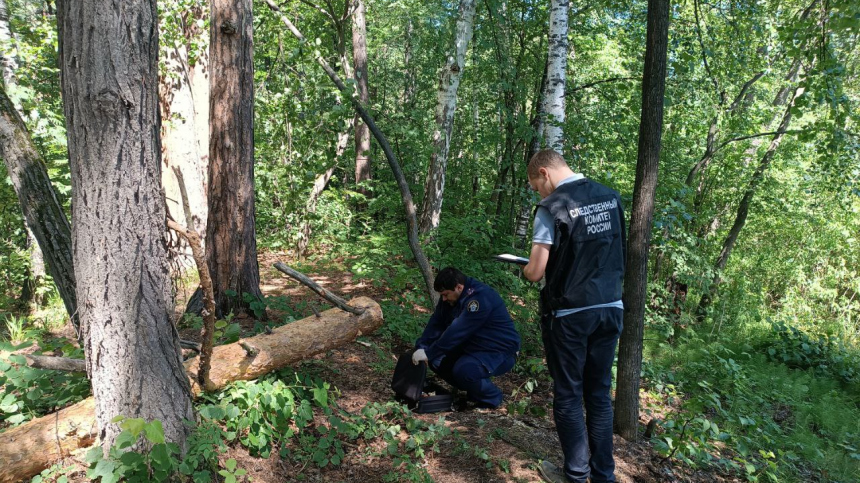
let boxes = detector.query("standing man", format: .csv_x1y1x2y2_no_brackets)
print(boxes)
412,267,521,409
522,149,626,483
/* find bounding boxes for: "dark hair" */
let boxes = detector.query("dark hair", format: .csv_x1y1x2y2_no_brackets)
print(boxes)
434,267,466,292
527,149,568,179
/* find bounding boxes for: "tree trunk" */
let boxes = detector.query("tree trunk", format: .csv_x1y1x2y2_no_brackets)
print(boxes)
0,0,16,88
0,1,51,309
160,20,209,253
297,127,352,257
352,0,371,197
0,297,383,483
0,86,77,327
418,0,477,234
543,0,569,152
57,0,194,450
696,89,801,317
514,66,548,248
614,0,670,442
207,0,265,318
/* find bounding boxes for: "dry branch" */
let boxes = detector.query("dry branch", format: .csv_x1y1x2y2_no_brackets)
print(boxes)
0,297,382,483
273,262,365,315
166,167,217,390
21,354,86,373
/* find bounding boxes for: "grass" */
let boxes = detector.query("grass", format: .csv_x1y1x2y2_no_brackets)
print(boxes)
644,320,860,483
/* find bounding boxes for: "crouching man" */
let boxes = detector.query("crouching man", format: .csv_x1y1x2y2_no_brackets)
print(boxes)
412,267,521,409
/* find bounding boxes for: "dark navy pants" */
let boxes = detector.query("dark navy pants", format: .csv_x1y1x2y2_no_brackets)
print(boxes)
429,350,516,408
541,307,622,483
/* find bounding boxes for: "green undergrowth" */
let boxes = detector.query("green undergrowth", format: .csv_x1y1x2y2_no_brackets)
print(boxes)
643,324,860,482
81,367,505,483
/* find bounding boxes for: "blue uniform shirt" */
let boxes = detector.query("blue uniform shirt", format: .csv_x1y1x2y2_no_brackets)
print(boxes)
416,277,521,363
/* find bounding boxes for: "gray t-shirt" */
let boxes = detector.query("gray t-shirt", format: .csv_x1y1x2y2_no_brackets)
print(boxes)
532,173,623,316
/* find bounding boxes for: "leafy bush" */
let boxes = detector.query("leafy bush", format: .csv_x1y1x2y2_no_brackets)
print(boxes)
84,416,237,483
761,320,859,383
0,338,90,427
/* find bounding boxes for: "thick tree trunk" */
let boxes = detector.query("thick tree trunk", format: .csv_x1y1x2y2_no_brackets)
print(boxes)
418,0,477,234
58,0,195,451
207,0,265,318
0,298,383,483
0,86,77,327
614,0,670,442
543,0,569,152
352,0,371,196
696,89,800,317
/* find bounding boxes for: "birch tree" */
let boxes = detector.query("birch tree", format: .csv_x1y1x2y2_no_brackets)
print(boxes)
542,0,569,152
418,0,477,234
57,0,194,448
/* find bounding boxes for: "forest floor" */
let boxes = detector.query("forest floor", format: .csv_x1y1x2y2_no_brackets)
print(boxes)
45,250,745,483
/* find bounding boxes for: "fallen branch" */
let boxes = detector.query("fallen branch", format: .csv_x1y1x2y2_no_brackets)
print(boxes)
273,262,365,315
0,297,383,483
166,166,217,390
22,354,85,373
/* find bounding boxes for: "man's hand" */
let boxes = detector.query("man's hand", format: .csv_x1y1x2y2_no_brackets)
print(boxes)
412,349,428,365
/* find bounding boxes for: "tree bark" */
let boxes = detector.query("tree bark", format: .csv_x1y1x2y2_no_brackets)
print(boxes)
0,1,52,309
542,0,569,152
160,19,209,253
266,0,439,307
57,0,194,450
418,0,477,234
614,0,670,442
0,86,78,329
207,0,265,318
352,0,371,197
0,297,383,483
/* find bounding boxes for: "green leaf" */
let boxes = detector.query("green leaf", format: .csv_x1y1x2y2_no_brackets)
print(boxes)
144,420,165,444
225,458,237,472
120,418,146,438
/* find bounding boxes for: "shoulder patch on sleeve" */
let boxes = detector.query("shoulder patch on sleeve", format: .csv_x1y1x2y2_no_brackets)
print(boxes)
467,299,480,312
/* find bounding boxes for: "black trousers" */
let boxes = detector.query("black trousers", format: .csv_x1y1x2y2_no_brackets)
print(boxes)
541,307,622,483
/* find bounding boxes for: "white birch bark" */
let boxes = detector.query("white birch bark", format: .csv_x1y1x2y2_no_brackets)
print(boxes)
418,0,477,234
543,0,570,153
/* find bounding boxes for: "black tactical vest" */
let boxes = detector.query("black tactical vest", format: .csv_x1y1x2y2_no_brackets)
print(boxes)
536,177,626,311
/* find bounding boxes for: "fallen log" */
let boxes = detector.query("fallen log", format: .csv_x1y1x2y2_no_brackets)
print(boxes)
0,296,382,483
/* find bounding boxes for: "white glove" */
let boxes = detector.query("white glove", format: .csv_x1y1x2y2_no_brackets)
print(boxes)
412,349,428,365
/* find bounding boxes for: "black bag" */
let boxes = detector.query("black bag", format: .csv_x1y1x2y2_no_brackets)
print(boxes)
391,350,455,414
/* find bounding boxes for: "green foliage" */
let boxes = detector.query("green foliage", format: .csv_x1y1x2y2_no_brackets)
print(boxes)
0,337,89,428
762,320,859,383
29,463,73,483
84,416,238,483
644,327,860,482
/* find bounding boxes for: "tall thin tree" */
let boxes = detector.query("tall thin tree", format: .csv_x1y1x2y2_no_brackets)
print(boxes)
207,0,265,318
542,0,569,152
614,0,670,441
418,0,477,234
352,0,371,197
57,0,194,448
